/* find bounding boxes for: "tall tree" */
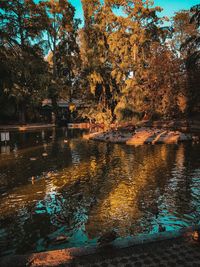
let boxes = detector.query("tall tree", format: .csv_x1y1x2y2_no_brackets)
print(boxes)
80,0,116,126
80,0,166,125
181,5,200,115
0,0,48,123
42,0,81,116
172,10,197,57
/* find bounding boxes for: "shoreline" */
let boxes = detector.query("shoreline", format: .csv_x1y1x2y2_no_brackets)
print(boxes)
83,127,198,145
0,119,199,132
0,225,199,267
138,119,200,133
0,123,55,131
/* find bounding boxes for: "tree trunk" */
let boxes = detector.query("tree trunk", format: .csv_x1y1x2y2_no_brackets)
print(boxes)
51,96,58,124
18,102,26,124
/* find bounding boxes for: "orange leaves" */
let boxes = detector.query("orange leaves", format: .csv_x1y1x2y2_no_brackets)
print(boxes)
89,72,104,94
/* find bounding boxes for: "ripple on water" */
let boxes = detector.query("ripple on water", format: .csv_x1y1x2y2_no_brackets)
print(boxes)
0,129,200,256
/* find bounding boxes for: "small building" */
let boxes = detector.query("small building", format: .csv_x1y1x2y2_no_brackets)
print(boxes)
41,99,86,124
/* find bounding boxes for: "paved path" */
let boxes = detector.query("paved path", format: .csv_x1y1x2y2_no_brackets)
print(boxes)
1,231,200,267
71,236,200,267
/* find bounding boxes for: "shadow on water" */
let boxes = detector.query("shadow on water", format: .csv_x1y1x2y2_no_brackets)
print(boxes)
0,128,200,256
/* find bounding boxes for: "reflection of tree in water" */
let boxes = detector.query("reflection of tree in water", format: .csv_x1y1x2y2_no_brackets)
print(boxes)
0,128,86,193
0,214,18,256
51,193,88,231
51,142,178,238
46,143,117,242
85,144,179,237
1,135,200,255
16,206,52,254
162,144,200,223
51,143,192,239
0,205,52,255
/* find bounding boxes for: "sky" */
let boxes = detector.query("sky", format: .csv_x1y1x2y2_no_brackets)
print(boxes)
68,0,200,21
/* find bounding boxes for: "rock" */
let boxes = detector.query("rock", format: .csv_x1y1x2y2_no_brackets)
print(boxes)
127,129,155,145
83,127,193,145
161,131,180,144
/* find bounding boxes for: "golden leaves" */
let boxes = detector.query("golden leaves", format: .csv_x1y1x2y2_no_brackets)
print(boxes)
88,72,103,94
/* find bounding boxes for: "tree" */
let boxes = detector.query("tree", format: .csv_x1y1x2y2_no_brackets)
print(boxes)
41,0,81,116
144,43,186,118
106,0,164,120
180,5,200,115
79,0,115,126
172,10,197,57
80,0,166,125
0,0,48,123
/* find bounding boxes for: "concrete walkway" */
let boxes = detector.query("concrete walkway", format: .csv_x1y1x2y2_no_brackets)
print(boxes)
73,236,200,267
1,228,200,267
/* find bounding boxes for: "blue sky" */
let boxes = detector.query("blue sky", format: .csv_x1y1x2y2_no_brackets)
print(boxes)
34,1,200,22
68,0,200,20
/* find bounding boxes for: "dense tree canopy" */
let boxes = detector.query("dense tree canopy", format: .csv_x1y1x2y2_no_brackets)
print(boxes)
0,0,49,122
0,0,199,124
42,0,81,110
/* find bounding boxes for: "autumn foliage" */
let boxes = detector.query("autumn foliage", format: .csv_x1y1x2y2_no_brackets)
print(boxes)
0,1,199,124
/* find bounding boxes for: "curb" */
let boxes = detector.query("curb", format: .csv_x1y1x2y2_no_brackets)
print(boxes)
0,225,199,267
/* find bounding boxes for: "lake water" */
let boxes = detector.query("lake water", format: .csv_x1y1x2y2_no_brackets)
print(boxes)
0,128,200,256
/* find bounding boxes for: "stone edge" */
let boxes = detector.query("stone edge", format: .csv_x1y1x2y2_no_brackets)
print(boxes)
0,225,199,266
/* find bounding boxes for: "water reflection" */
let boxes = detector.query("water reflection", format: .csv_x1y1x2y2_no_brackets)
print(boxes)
0,129,200,256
